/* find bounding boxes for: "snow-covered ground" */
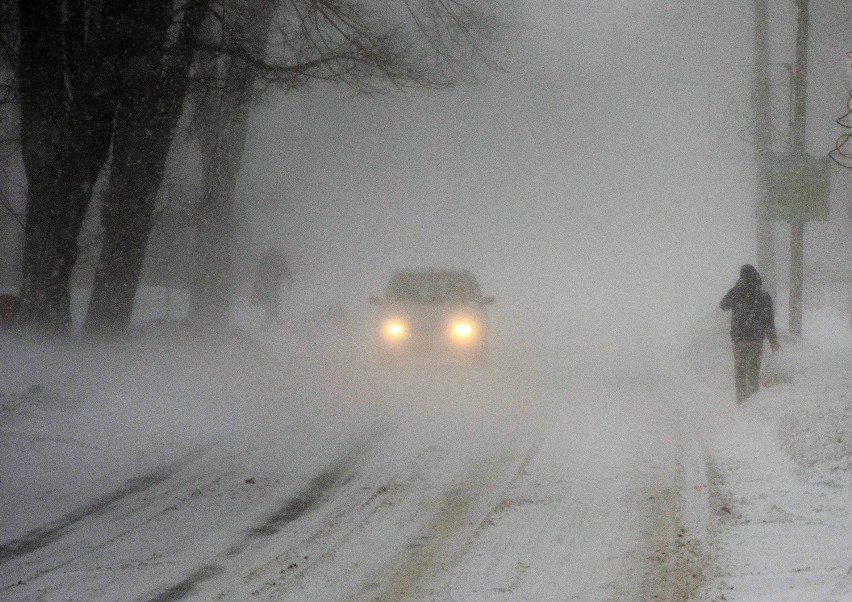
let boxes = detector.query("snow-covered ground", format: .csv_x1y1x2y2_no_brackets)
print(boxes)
693,309,852,602
1,301,851,601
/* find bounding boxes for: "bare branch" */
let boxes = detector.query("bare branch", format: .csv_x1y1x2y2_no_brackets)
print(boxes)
186,0,501,95
830,91,852,168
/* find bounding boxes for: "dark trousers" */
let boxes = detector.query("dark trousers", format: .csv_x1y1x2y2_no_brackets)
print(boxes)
264,293,281,325
733,340,763,402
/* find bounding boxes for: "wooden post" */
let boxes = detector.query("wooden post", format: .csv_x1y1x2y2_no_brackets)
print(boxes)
789,0,809,337
753,0,776,299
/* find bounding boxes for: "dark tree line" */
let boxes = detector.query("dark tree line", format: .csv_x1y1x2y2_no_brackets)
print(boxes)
0,0,498,336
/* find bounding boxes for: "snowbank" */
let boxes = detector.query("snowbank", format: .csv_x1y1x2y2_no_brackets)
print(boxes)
690,308,852,601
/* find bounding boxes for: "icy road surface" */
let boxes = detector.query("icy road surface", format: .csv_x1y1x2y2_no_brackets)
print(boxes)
1,323,851,601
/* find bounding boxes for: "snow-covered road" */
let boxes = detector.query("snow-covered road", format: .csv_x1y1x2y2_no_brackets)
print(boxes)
2,318,851,601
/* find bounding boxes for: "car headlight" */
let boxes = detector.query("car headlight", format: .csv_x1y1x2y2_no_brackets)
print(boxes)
450,319,477,342
382,319,408,340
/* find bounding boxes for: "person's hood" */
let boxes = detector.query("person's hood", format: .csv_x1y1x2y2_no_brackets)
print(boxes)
739,264,762,289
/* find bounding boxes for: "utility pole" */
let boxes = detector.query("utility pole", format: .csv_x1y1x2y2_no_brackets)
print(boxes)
789,0,809,337
753,0,776,299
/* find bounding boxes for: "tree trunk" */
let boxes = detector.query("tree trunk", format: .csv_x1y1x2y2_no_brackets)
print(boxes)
189,136,243,327
83,0,208,336
83,121,168,335
17,188,84,334
752,0,777,300
16,1,118,335
189,0,275,328
788,0,809,338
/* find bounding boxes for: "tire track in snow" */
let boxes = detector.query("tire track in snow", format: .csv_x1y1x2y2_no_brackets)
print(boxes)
432,439,610,600
143,436,377,602
246,462,353,539
147,564,225,602
637,450,709,602
827,565,852,600
216,439,445,600
0,448,208,566
363,446,537,602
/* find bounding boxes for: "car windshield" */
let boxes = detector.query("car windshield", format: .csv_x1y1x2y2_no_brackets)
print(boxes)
385,271,480,303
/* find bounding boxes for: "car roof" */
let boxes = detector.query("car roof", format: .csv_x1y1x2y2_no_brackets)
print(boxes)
385,269,482,302
390,268,476,278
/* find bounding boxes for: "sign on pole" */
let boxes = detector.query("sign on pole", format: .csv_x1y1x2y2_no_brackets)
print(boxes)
767,153,831,222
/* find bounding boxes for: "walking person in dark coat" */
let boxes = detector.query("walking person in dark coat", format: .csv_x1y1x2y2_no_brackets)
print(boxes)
720,264,781,403
252,249,291,325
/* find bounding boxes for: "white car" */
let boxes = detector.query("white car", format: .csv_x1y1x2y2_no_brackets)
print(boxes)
369,269,494,363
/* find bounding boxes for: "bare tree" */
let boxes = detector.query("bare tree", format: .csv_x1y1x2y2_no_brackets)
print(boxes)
83,0,208,336
12,1,123,334
188,0,277,328
187,0,500,328
3,0,499,336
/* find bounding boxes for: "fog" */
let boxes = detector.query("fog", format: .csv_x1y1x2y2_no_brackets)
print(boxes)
4,3,852,598
235,1,760,366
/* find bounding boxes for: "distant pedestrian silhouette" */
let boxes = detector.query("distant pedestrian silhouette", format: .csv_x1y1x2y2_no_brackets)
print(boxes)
252,249,291,325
